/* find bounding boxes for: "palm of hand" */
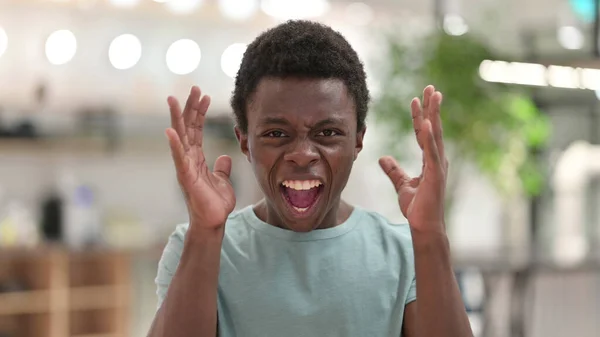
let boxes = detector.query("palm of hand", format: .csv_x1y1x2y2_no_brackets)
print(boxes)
398,170,446,233
180,146,236,226
380,86,447,234
166,87,236,229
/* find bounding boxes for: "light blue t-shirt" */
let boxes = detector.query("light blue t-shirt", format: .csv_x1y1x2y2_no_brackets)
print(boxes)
155,205,417,337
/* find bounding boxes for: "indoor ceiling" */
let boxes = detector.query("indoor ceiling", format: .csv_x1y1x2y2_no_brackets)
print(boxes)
0,0,593,115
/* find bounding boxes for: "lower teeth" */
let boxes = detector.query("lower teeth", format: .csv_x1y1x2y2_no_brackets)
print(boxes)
293,206,309,213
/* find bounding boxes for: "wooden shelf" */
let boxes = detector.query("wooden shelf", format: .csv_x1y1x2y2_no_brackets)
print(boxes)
0,137,168,156
0,247,131,337
70,286,128,311
0,290,50,315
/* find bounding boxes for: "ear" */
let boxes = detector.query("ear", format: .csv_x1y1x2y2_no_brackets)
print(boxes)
234,126,251,163
354,126,366,160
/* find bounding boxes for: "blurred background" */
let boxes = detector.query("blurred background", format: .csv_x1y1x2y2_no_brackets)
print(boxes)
0,0,599,336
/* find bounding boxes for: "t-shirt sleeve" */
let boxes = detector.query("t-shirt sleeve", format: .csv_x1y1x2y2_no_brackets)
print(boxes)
405,274,417,305
392,222,417,305
155,224,187,309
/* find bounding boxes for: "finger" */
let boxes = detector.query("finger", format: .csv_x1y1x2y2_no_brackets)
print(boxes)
213,155,232,179
378,156,412,193
418,119,443,175
166,128,189,176
411,98,424,150
168,96,190,152
194,95,211,149
184,86,201,145
422,85,435,119
429,91,445,162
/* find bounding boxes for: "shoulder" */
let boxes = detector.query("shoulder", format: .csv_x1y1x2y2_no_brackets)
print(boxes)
354,207,414,254
163,207,250,253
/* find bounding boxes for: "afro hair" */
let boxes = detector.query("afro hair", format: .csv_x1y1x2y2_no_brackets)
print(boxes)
230,20,370,133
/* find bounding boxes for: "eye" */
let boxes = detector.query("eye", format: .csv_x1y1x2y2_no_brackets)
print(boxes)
265,130,287,138
317,129,339,137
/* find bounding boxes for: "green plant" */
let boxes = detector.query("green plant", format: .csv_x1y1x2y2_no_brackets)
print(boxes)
373,30,551,211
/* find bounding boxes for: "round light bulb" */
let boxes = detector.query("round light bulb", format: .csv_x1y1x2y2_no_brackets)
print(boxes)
108,34,142,70
261,0,330,20
166,39,202,75
108,0,141,8
443,14,469,36
165,0,203,14
558,26,584,50
221,43,247,78
219,0,258,20
45,29,77,65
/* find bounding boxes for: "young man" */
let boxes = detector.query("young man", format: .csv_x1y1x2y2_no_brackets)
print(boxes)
149,20,472,337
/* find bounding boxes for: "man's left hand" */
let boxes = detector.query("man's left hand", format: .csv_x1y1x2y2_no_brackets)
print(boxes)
379,85,448,235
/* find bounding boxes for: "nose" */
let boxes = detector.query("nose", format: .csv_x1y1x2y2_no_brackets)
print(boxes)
284,138,320,167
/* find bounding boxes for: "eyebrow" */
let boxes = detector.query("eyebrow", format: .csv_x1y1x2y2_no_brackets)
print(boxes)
313,117,347,129
258,117,290,126
258,117,347,128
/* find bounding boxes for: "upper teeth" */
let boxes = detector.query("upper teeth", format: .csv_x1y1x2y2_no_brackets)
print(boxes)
282,180,322,190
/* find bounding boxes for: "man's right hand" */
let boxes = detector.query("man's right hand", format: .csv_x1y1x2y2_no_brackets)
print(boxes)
166,86,236,231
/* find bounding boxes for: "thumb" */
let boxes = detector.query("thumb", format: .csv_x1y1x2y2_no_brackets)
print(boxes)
213,155,232,179
379,156,411,193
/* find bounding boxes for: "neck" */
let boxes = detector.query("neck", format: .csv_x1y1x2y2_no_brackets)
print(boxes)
253,198,354,231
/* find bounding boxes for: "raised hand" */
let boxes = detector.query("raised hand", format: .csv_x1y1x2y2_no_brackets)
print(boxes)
379,85,448,234
166,86,236,230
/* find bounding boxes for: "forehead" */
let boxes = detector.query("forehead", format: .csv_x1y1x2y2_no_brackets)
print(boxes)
248,77,355,126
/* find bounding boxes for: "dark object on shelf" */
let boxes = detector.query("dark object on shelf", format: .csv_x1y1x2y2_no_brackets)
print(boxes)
40,190,64,242
0,105,8,138
77,106,121,152
11,120,38,139
0,280,27,293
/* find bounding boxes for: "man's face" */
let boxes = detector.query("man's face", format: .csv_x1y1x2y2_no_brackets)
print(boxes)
236,77,365,232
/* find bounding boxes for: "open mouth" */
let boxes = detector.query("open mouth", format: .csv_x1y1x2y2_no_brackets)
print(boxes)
280,179,324,216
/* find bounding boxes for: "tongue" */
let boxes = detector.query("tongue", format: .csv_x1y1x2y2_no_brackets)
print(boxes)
285,187,319,208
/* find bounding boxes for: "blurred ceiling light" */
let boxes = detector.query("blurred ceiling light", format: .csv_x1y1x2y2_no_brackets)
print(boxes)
478,60,510,83
108,0,141,8
557,26,584,50
443,14,468,36
0,27,7,58
580,68,600,89
219,0,258,21
221,43,247,78
479,60,547,86
344,2,374,26
261,0,330,20
108,34,142,70
165,0,204,14
547,65,579,88
166,39,201,75
480,60,548,87
45,30,77,65
478,59,600,91
509,62,548,86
